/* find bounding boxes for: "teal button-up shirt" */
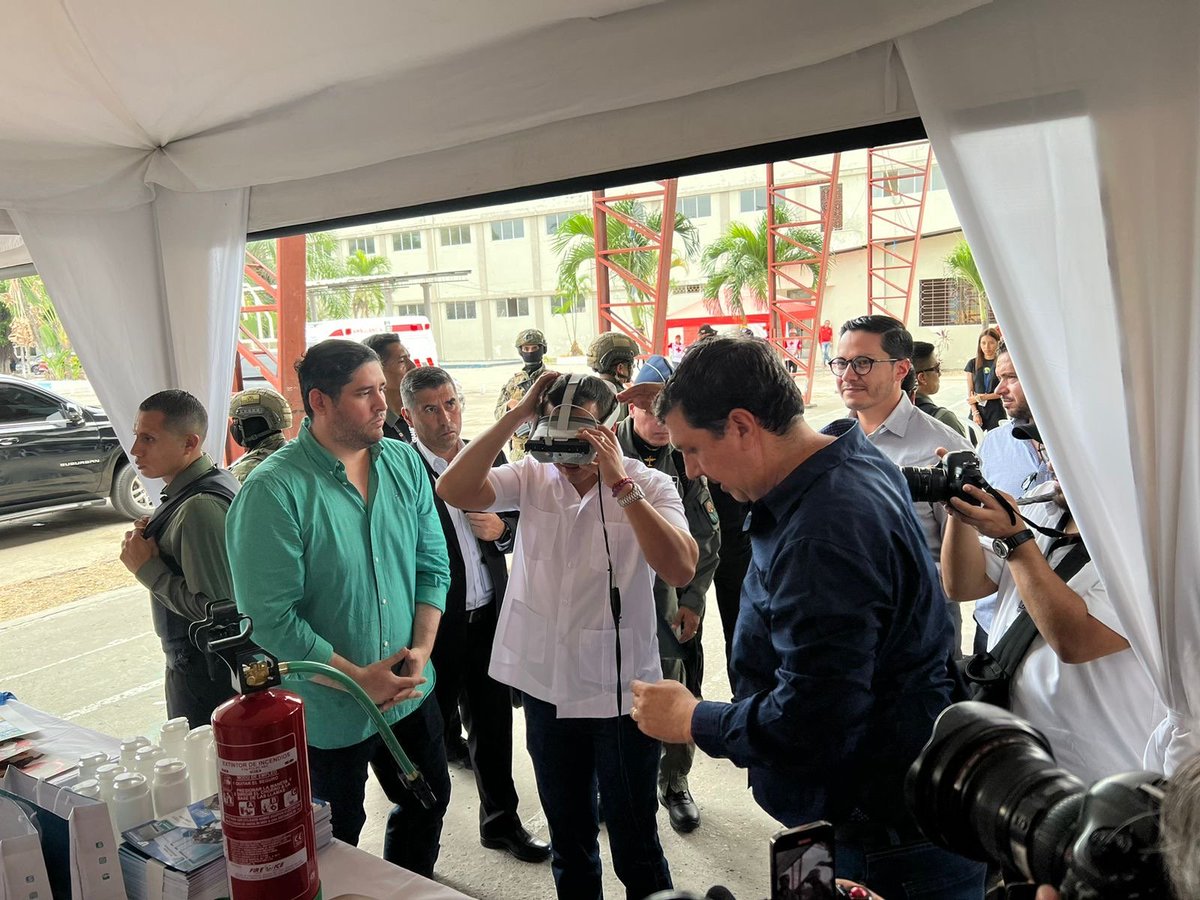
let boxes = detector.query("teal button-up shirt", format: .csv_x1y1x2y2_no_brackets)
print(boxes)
226,419,450,749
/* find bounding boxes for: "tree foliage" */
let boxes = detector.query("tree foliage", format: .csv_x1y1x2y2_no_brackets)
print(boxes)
944,239,991,326
700,206,826,318
553,200,699,334
0,275,82,378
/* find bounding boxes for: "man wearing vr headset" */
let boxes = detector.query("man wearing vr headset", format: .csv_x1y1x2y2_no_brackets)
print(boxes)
939,341,1159,783
437,369,699,900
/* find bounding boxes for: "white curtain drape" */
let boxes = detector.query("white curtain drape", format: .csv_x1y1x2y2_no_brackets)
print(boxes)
898,0,1200,772
10,188,249,470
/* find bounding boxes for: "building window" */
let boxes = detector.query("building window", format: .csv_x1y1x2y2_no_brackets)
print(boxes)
445,300,477,321
545,210,584,235
918,277,997,327
440,225,472,246
552,294,586,313
819,183,844,230
495,297,530,318
394,303,424,317
490,218,525,241
348,236,376,255
676,194,712,218
872,165,947,199
392,231,421,252
739,188,768,212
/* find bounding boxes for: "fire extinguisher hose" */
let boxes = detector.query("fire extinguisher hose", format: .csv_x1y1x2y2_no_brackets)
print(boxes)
278,659,437,809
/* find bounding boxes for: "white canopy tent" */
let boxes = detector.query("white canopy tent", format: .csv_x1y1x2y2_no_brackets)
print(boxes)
1,0,1195,771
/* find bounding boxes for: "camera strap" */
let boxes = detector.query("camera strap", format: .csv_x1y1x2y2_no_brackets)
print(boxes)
962,535,1091,704
991,490,1082,543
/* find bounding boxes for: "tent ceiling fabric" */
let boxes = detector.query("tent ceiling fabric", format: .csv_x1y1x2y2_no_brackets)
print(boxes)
0,0,984,227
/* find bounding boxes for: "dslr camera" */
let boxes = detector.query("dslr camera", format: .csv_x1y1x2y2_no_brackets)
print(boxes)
901,449,990,503
906,702,1168,899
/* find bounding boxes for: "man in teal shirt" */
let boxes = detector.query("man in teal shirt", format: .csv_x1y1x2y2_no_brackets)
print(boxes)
226,339,451,877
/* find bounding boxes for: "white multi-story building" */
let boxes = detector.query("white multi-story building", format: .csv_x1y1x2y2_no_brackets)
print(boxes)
332,147,989,366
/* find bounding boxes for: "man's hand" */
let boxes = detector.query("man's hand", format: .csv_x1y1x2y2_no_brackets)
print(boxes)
946,483,1025,540
466,512,505,542
1036,887,1060,900
630,679,698,744
673,607,700,643
120,526,159,573
617,382,664,412
511,370,560,425
357,648,427,711
578,426,628,488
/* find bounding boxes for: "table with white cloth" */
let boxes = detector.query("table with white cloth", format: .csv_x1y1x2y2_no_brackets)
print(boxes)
0,697,469,900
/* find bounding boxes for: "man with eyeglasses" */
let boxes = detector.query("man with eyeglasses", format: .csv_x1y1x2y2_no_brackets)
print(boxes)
833,316,972,654
910,341,971,443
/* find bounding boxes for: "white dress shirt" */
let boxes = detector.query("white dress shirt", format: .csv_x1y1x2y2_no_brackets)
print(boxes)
415,439,495,612
984,483,1161,781
483,456,685,718
855,393,972,560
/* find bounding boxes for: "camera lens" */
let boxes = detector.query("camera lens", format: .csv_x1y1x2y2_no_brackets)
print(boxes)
901,465,949,503
906,702,1085,882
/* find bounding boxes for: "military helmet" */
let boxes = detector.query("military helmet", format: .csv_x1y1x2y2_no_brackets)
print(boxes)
587,332,639,374
515,328,547,350
229,388,292,447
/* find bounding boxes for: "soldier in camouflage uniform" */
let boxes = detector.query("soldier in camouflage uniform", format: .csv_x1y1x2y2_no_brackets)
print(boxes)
228,388,293,482
494,328,547,460
587,331,640,422
615,355,720,835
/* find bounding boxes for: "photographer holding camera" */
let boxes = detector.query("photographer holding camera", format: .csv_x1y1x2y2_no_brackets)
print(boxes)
939,342,1160,782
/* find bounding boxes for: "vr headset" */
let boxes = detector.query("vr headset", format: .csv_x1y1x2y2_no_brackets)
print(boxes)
525,374,619,465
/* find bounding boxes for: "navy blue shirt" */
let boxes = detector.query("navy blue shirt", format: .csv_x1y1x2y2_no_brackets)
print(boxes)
690,420,956,828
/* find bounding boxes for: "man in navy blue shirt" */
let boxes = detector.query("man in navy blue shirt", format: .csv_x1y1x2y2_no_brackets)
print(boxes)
627,336,984,900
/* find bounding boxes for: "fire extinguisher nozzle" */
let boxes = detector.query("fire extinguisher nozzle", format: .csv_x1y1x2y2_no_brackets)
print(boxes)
408,772,437,810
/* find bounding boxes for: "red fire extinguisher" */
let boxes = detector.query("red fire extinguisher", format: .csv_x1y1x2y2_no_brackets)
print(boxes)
213,663,319,900
195,601,436,900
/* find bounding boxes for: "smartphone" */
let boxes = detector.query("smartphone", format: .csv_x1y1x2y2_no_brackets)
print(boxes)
770,820,836,900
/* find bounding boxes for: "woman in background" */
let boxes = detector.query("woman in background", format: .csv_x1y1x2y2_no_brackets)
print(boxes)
965,327,1006,431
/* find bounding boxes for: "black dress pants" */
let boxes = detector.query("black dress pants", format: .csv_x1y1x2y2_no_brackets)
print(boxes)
306,697,451,878
431,602,524,838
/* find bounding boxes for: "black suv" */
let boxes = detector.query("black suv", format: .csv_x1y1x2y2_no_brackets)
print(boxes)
0,375,151,523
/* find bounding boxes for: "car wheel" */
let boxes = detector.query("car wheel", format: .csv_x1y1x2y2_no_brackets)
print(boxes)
111,464,152,520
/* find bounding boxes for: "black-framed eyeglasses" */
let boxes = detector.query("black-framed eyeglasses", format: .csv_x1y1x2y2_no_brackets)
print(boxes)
828,356,902,376
917,364,942,375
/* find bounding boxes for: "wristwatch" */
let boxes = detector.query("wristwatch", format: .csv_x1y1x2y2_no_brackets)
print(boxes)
617,483,646,509
993,529,1036,559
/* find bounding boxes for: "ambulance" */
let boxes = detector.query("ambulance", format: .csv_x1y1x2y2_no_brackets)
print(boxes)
306,315,439,366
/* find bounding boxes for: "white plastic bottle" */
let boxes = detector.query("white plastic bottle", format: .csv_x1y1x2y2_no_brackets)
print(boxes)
111,772,155,833
184,725,215,801
134,744,166,780
151,758,191,816
119,736,151,771
72,778,102,799
77,751,109,786
159,717,190,761
95,763,127,803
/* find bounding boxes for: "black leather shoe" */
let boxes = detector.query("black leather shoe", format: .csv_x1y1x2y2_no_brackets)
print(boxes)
481,825,552,863
660,788,700,833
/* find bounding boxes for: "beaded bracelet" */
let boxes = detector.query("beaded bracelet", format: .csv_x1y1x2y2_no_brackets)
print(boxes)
609,476,634,497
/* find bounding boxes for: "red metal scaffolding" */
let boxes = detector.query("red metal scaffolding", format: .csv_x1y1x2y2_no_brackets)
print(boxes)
766,155,841,404
866,141,933,322
593,180,677,356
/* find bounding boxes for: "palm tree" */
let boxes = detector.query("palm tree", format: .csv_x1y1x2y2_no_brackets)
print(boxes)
700,205,826,318
244,232,353,321
553,200,700,334
344,250,392,317
944,239,991,326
